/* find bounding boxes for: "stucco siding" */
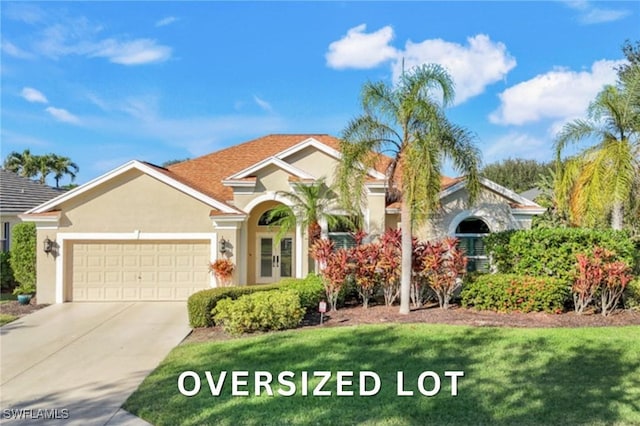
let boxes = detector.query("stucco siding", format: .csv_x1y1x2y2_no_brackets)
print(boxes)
57,169,214,233
283,147,339,186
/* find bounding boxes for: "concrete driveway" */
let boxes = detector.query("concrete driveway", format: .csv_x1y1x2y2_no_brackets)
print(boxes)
0,302,191,425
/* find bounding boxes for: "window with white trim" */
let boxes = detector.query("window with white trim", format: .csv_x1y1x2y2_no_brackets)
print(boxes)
327,216,359,250
455,217,490,272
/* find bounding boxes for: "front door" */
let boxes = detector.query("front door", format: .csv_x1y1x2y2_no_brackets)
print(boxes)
256,235,294,283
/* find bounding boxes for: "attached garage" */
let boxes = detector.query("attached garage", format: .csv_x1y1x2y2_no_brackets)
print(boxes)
68,240,212,301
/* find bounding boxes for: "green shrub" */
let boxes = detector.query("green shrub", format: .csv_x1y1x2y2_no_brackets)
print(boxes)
280,274,325,311
623,278,640,311
484,228,637,283
187,283,282,328
0,251,16,292
461,274,570,313
213,290,304,335
8,223,37,291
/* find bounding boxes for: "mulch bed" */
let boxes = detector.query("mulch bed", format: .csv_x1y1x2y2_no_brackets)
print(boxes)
183,302,640,344
0,298,49,319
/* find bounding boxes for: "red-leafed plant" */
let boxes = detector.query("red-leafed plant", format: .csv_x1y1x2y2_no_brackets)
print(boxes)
209,258,235,287
322,249,350,311
573,246,633,316
350,243,379,308
601,261,632,316
310,238,335,272
419,237,467,310
378,243,401,306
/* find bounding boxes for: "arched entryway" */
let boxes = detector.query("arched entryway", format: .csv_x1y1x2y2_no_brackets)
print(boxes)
454,217,490,272
246,200,299,284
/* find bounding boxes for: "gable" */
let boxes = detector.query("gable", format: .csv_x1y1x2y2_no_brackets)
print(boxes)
55,169,215,233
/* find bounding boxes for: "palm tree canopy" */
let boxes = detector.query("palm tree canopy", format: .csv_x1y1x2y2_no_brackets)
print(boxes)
267,177,354,244
554,59,640,229
337,64,481,224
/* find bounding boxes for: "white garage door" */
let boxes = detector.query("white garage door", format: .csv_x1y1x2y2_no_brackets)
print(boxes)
70,241,211,301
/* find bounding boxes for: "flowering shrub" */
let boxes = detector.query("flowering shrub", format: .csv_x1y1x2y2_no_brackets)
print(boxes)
461,274,569,313
209,258,235,286
573,247,633,316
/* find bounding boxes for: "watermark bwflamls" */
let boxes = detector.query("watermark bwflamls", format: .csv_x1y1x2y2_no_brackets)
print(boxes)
2,408,69,421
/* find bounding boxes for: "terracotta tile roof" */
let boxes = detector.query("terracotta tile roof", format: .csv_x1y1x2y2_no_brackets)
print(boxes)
167,134,352,203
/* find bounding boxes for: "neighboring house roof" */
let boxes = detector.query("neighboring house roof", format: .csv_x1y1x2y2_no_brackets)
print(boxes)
0,169,65,214
519,187,542,201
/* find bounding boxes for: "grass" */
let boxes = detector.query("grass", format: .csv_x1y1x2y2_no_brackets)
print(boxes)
125,324,640,426
0,313,18,326
0,293,17,304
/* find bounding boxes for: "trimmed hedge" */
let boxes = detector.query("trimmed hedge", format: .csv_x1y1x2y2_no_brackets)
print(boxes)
280,274,325,311
213,290,305,335
624,278,640,311
187,275,326,328
0,251,16,292
461,273,570,313
188,283,282,328
9,222,37,291
484,228,638,283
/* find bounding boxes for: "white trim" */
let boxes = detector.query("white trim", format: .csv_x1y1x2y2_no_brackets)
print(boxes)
439,177,541,207
447,209,496,236
55,232,217,303
226,156,316,180
243,192,295,213
511,207,547,216
222,179,257,188
295,223,303,278
27,160,240,215
211,215,247,230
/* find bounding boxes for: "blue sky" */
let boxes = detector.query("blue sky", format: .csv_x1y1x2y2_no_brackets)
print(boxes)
2,1,638,186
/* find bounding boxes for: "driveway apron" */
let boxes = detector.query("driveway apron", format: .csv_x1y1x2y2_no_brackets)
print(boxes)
0,302,190,425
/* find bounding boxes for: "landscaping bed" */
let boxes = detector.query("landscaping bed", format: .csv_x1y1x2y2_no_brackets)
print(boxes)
0,296,48,325
184,303,640,343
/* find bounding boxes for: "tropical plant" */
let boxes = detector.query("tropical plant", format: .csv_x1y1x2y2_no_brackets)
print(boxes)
267,177,353,249
3,149,38,179
3,150,79,187
337,64,481,314
49,154,79,187
209,258,235,287
554,46,640,230
418,237,468,310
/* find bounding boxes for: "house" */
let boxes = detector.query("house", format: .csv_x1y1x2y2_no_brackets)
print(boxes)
0,169,65,252
20,134,545,304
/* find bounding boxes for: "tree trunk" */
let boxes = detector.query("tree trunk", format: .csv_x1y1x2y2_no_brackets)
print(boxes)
399,196,412,315
611,201,624,230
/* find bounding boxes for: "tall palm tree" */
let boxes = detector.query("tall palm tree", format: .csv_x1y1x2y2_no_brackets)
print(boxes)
554,61,640,230
3,149,39,179
336,64,481,314
267,177,352,249
49,154,79,187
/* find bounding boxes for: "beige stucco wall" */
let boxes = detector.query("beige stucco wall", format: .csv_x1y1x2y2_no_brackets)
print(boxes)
416,186,520,241
282,147,339,186
34,169,219,303
58,169,214,233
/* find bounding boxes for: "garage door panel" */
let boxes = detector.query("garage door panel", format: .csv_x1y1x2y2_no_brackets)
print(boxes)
70,241,211,301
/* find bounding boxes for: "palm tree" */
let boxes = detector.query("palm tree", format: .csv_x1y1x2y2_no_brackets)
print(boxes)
336,64,481,314
267,177,352,249
49,154,79,187
3,149,39,179
554,61,640,230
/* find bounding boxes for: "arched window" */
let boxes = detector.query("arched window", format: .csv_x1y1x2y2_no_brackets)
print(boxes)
455,217,490,272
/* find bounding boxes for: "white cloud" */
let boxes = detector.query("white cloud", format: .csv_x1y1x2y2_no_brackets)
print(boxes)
484,132,551,163
326,24,398,69
253,95,273,113
326,27,515,105
1,40,35,59
90,38,172,65
393,34,516,105
45,107,80,124
564,1,631,24
155,16,178,27
490,59,622,125
21,87,49,104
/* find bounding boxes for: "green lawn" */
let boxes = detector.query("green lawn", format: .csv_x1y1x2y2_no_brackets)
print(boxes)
0,313,17,326
125,324,640,426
